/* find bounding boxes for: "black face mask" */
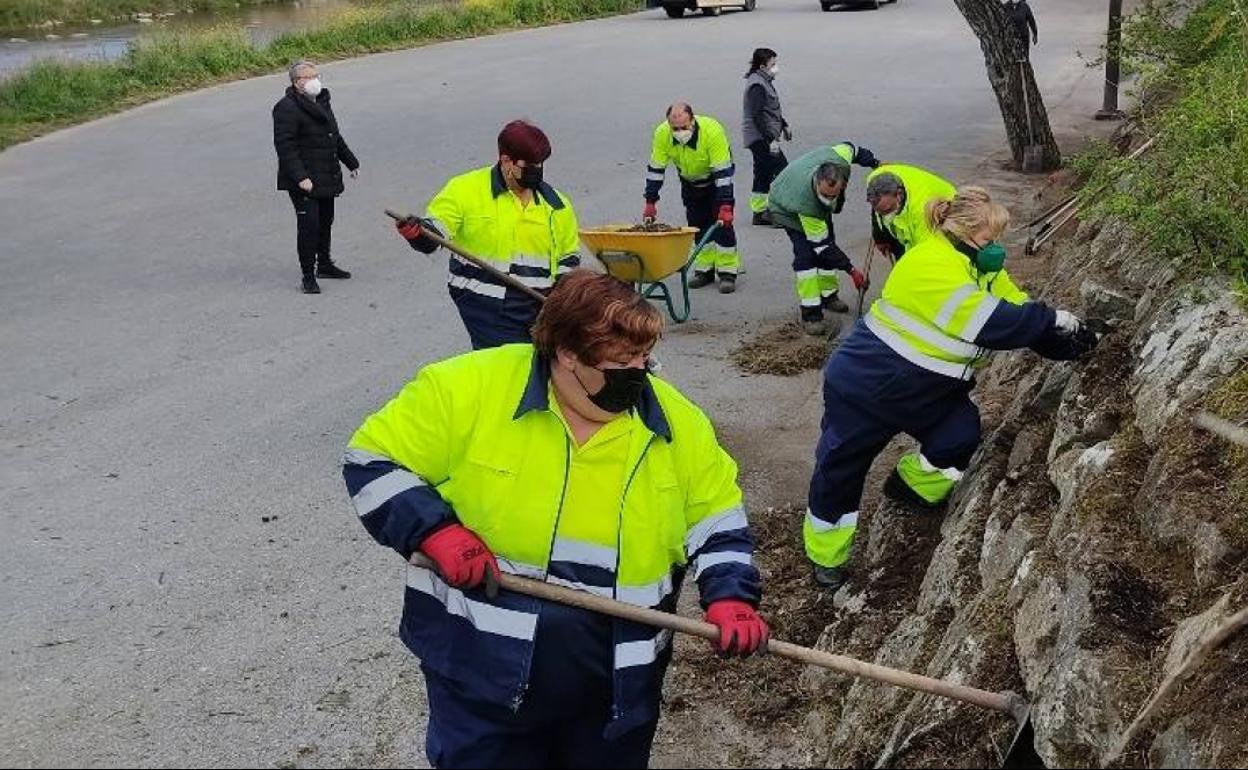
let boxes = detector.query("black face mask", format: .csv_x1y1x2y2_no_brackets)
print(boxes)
517,163,544,190
576,365,647,414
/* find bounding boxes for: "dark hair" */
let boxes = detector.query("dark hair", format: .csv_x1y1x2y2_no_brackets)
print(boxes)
532,270,663,364
748,47,777,74
497,120,551,163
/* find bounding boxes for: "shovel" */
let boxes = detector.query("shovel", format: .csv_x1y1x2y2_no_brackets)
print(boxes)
410,554,1037,764
385,209,547,304
1019,61,1046,173
856,240,878,319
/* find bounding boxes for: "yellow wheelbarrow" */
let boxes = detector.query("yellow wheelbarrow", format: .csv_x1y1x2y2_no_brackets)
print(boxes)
579,223,722,323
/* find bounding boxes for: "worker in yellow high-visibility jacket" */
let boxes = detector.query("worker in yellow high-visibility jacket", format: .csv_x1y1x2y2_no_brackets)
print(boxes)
643,103,741,294
865,163,957,260
803,187,1104,591
344,270,769,769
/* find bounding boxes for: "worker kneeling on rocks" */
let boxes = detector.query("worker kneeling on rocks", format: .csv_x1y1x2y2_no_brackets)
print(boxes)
767,142,878,335
805,188,1103,591
343,270,768,769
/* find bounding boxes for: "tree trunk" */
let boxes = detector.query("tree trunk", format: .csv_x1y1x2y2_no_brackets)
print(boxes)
952,0,1062,171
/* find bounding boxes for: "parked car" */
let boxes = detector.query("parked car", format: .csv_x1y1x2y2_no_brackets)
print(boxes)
820,0,897,10
649,0,756,18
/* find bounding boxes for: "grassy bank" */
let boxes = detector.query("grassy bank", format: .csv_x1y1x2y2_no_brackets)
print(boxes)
0,0,643,150
0,0,280,30
1074,0,1248,291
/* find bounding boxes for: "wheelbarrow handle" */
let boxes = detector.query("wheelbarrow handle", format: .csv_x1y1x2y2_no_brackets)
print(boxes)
680,222,722,272
408,554,1026,719
385,209,547,304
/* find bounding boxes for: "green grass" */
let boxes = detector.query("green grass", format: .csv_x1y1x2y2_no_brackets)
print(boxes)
0,0,281,30
1073,0,1248,293
0,0,644,149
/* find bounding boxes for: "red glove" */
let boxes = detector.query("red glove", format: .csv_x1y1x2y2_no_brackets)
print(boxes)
849,267,869,291
705,600,769,657
717,204,734,227
396,217,423,241
418,525,500,597
643,201,658,223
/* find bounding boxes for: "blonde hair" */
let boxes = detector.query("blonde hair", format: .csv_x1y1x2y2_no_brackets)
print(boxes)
924,186,1009,243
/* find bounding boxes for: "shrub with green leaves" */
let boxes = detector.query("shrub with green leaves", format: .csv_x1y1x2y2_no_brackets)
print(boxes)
1077,0,1248,294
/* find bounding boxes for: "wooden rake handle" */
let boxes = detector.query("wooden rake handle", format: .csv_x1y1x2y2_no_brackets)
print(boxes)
385,209,547,304
410,555,1026,719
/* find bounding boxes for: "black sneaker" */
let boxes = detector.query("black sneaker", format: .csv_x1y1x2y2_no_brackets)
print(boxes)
822,294,850,313
752,211,772,227
317,262,352,279
689,270,715,289
301,275,321,294
718,274,737,294
882,469,943,512
812,564,849,591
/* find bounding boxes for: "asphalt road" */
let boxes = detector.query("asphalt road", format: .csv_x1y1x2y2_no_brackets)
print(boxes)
0,0,1117,766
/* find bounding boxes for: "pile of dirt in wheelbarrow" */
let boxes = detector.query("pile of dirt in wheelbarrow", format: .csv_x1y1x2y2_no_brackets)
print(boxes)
622,222,681,233
731,322,834,376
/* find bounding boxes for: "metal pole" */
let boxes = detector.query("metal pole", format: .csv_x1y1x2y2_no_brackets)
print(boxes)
1097,0,1126,119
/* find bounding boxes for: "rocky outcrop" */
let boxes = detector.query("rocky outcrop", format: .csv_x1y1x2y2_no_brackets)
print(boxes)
801,219,1248,768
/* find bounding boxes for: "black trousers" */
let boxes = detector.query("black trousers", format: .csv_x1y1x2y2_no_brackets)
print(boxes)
748,139,788,200
287,191,335,275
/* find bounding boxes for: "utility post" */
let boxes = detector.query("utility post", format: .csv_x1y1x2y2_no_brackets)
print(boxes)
1096,0,1126,119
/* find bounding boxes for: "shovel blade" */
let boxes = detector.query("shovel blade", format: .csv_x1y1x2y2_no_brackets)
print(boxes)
1001,714,1044,769
1022,145,1046,173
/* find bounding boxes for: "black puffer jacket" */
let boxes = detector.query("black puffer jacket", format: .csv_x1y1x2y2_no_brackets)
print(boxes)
272,86,359,198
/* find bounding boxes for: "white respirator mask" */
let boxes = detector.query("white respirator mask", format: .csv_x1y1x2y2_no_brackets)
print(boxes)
302,77,323,97
673,129,694,145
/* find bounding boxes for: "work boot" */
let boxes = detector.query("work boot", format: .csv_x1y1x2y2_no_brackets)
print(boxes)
812,564,849,591
822,293,850,314
800,307,827,336
689,270,715,289
317,261,352,279
301,274,321,294
718,274,737,294
882,469,944,513
752,211,772,227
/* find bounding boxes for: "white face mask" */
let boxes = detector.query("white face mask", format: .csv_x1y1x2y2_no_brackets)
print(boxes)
302,77,323,97
768,63,779,76
672,129,694,145
818,193,835,206
882,211,897,225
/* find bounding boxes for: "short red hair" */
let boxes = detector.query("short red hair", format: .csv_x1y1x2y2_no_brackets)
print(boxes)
497,120,551,164
532,270,663,365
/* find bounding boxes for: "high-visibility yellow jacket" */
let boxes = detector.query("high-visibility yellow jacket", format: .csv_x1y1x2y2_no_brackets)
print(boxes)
416,164,581,302
866,164,957,255
645,115,736,204
343,344,760,737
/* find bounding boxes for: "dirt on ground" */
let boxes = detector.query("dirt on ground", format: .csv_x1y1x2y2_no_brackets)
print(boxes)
730,322,837,376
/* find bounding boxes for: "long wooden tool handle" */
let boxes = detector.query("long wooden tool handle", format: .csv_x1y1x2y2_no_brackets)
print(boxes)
385,209,547,304
411,556,1023,717
856,240,877,320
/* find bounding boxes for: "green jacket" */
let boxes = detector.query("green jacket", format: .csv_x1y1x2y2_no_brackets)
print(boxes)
766,142,877,231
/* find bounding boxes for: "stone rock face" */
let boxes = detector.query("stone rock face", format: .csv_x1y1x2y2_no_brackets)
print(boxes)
802,223,1248,768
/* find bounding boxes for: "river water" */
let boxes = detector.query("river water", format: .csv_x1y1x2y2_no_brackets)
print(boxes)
0,0,370,77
